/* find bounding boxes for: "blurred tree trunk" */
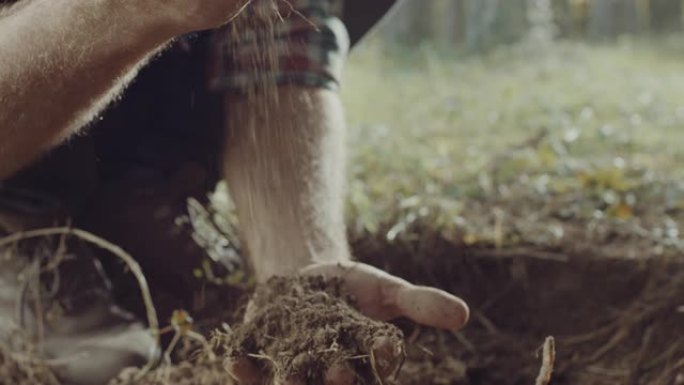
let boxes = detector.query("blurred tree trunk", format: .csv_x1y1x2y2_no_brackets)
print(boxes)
649,0,682,31
443,0,466,45
636,0,651,31
566,0,590,37
464,0,501,51
588,0,639,38
380,0,434,44
527,0,557,47
621,0,639,33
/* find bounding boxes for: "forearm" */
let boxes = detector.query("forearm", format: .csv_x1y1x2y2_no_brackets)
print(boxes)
223,86,350,282
0,0,174,179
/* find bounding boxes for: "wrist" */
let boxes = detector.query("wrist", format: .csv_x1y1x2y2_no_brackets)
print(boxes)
251,245,351,283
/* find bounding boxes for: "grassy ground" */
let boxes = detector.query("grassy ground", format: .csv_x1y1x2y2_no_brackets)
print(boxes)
341,36,684,256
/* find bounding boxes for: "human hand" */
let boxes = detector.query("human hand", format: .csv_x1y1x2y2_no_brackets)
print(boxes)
301,261,469,330
225,261,469,385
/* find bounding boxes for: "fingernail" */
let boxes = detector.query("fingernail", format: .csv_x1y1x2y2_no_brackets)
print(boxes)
397,286,470,331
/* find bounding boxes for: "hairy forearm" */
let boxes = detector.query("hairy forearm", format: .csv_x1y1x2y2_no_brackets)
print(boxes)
0,0,174,179
223,87,350,282
0,0,35,18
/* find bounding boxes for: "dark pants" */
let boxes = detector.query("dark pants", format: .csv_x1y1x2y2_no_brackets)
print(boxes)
4,33,222,213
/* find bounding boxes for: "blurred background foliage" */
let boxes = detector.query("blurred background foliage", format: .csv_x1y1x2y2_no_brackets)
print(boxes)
376,0,683,50
338,0,684,257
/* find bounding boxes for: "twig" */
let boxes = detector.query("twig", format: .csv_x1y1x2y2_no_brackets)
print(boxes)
227,0,255,22
186,330,217,361
628,326,654,385
42,222,70,273
643,341,682,370
588,326,629,362
247,352,281,377
561,322,616,345
369,346,387,385
279,0,321,31
407,325,421,344
474,311,499,334
450,330,477,353
29,258,44,352
0,227,161,376
163,331,182,365
534,337,556,385
648,356,684,385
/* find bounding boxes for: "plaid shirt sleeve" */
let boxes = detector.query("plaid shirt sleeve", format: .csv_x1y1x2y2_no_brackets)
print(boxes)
207,0,349,94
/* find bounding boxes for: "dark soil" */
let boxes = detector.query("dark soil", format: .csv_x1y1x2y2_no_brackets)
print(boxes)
357,239,684,385
223,275,405,384
4,238,684,385
109,275,404,385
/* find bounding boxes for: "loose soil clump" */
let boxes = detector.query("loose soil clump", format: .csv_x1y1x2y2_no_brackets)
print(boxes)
223,276,405,384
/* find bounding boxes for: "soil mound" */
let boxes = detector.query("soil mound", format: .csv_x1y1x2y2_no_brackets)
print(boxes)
112,275,404,385
224,275,405,384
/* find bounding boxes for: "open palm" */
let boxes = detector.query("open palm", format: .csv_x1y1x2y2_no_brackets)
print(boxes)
226,261,469,385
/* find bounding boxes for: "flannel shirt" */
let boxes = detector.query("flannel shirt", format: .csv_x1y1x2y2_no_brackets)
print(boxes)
207,0,349,93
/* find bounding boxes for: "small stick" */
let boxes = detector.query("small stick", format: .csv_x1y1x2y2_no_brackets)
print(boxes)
163,331,182,365
588,326,629,362
535,337,556,385
186,330,217,361
227,0,255,22
450,330,477,353
369,347,386,385
279,0,321,31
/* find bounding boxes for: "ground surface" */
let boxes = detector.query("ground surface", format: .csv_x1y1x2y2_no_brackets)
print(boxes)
4,241,684,385
342,37,684,262
111,241,684,385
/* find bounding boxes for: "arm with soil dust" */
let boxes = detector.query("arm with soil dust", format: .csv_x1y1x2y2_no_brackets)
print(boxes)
222,85,470,327
223,86,350,282
222,85,470,385
0,0,243,180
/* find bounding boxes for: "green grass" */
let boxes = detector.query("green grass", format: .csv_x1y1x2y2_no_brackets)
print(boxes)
341,37,684,253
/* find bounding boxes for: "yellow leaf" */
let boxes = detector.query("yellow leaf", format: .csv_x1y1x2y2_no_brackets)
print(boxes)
537,143,557,168
170,310,194,334
608,202,633,219
577,168,628,191
463,233,478,246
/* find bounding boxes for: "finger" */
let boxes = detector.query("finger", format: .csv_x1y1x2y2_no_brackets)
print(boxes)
369,336,404,379
395,285,469,331
224,356,261,385
324,362,356,385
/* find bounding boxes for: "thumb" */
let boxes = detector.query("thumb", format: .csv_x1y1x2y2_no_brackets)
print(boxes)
395,285,469,331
